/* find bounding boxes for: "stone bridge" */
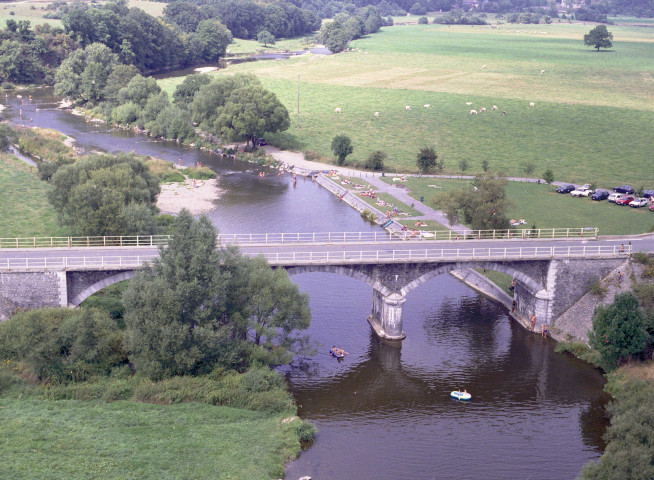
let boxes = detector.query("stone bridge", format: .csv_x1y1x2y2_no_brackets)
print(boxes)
0,249,628,341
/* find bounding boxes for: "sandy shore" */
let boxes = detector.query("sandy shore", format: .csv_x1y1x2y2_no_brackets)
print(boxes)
157,178,222,215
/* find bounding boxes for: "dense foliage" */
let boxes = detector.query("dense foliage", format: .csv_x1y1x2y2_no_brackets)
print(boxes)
439,173,512,230
0,308,126,383
123,211,310,380
588,293,649,371
47,152,160,236
318,7,385,53
584,25,614,51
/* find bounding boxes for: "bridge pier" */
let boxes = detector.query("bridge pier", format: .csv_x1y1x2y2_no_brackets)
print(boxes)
368,290,407,341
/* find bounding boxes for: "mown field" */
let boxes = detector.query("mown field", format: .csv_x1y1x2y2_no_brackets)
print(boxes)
0,397,298,480
159,22,654,185
383,176,654,235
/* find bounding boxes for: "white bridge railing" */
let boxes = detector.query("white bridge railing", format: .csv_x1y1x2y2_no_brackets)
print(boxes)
0,227,599,249
0,244,628,270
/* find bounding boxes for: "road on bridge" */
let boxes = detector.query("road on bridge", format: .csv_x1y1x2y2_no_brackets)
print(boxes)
1,235,652,269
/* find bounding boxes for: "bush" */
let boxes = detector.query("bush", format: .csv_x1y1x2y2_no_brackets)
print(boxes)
554,342,601,367
418,16,428,24
365,150,386,171
181,166,216,180
295,420,317,442
1,82,15,90
161,171,186,183
111,102,141,125
589,280,608,299
632,252,650,265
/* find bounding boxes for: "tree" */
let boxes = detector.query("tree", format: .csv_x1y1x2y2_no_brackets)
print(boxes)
416,146,438,173
123,211,231,379
239,256,310,349
522,162,535,180
458,159,469,175
213,84,290,148
584,24,613,51
194,19,233,63
172,73,211,109
481,159,490,172
257,29,275,47
588,292,647,371
365,150,386,171
439,173,511,230
542,168,554,188
331,135,353,165
47,152,160,235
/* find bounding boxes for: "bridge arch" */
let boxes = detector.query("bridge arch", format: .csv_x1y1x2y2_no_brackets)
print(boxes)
399,261,542,296
284,265,394,296
69,271,135,307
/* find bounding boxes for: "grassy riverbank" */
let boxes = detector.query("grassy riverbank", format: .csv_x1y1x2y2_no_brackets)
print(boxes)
158,23,654,185
0,153,67,238
0,398,300,480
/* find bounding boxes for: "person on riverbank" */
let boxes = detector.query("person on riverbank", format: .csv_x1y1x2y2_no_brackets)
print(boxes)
541,324,548,337
530,314,536,331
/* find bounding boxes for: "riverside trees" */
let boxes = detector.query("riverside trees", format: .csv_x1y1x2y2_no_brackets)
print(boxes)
123,210,311,379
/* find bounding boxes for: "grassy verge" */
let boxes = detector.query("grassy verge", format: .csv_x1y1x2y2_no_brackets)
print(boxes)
476,268,514,295
0,397,300,480
0,154,68,238
387,176,654,235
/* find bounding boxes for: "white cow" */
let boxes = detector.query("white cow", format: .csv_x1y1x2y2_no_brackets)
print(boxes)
374,112,380,118
540,69,545,74
335,107,342,113
469,109,478,115
480,107,487,113
492,105,498,111
405,105,411,111
466,102,473,106
481,65,487,69
424,104,430,108
529,102,535,108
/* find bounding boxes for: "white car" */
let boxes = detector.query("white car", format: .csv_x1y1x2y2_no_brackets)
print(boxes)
608,193,624,203
570,184,594,197
629,197,649,208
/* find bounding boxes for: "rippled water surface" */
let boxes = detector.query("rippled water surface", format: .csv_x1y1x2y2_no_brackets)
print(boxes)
2,90,608,480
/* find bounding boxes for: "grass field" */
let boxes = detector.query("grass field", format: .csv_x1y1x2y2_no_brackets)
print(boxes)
387,176,654,235
0,398,298,480
159,23,654,185
0,154,68,238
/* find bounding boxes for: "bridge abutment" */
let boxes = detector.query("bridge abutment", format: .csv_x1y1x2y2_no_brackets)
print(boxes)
368,290,406,341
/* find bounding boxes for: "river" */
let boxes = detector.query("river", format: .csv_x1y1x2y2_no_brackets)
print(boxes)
2,90,608,480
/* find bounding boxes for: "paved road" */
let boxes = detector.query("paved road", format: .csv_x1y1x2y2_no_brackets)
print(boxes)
1,235,651,269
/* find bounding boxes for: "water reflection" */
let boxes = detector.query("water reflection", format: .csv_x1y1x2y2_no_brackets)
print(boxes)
286,273,607,480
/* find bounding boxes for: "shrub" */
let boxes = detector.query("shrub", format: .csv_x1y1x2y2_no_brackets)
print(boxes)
181,166,216,180
589,280,607,299
554,342,601,367
111,102,141,125
365,150,386,171
161,171,186,183
632,252,650,265
295,420,317,442
418,16,428,24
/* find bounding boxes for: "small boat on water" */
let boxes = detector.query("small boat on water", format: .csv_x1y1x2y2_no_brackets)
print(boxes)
450,390,472,401
330,347,348,358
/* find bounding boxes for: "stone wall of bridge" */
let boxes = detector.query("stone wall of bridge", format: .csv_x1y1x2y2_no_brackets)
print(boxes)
0,271,66,317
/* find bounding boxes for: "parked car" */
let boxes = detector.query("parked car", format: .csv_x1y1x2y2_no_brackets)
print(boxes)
258,138,267,146
616,195,635,206
650,204,654,212
643,190,654,198
591,189,610,201
629,198,649,208
608,193,624,203
570,184,594,197
613,185,635,194
556,184,575,194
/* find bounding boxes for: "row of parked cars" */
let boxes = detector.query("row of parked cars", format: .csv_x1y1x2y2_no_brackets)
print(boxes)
556,184,654,211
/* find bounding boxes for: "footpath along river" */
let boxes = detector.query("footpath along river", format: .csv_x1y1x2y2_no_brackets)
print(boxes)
2,90,608,480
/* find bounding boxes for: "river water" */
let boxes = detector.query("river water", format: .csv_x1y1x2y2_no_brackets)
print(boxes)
2,91,608,479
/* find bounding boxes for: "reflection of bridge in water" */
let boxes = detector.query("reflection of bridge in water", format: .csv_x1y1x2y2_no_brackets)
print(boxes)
0,231,644,340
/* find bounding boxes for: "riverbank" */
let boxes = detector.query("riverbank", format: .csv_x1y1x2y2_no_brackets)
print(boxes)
156,177,222,215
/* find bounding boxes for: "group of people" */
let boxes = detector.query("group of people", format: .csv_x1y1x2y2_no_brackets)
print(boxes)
509,218,527,226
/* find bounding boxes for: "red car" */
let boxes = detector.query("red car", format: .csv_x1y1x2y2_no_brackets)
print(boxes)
650,204,654,212
615,195,635,206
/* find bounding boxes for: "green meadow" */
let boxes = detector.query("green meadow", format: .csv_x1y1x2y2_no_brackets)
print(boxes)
0,154,67,238
160,23,654,186
0,398,299,480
